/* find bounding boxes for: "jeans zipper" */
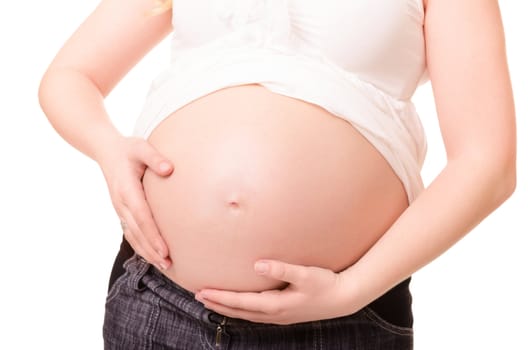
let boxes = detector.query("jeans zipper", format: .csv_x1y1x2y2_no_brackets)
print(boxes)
215,316,227,348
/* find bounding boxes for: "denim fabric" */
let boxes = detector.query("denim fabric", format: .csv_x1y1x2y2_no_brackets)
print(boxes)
103,254,413,349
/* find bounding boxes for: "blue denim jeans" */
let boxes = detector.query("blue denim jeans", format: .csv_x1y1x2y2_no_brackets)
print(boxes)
103,252,413,349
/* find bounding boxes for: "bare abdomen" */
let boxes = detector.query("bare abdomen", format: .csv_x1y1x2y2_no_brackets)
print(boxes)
141,84,408,293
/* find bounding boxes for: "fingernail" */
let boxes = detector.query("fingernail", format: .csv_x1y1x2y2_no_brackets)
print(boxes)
255,261,269,274
159,162,171,172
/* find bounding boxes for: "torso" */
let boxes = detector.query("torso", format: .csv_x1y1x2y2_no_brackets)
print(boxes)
141,83,408,293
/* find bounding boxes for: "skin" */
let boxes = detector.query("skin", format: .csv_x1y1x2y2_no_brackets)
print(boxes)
194,0,517,324
140,82,410,293
39,0,516,325
39,0,175,270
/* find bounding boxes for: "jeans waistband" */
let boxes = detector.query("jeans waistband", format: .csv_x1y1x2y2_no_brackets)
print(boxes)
122,252,412,329
123,253,228,326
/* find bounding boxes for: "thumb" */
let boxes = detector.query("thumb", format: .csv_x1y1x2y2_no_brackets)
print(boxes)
137,141,174,176
254,260,308,285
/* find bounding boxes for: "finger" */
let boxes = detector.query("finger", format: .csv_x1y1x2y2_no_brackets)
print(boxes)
135,140,174,176
125,181,171,259
255,260,310,286
121,208,165,266
120,209,156,264
196,289,283,315
197,297,272,324
121,199,171,270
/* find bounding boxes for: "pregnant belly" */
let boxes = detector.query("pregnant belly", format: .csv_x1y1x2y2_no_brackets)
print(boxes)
141,84,408,293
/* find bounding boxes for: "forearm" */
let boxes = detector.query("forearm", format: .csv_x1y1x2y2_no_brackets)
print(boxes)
38,67,124,164
338,155,516,311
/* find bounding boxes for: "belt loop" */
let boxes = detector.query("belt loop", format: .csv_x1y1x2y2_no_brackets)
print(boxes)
126,254,151,291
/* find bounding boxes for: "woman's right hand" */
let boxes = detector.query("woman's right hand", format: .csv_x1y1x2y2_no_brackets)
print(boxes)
97,135,173,270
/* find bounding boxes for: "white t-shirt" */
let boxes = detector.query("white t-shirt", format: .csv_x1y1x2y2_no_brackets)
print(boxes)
132,0,429,203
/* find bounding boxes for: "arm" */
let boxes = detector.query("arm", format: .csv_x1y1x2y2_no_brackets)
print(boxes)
38,0,175,267
38,0,172,163
338,0,516,309
195,0,517,324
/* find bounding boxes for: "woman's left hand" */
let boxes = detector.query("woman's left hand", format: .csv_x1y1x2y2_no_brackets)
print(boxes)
194,259,352,325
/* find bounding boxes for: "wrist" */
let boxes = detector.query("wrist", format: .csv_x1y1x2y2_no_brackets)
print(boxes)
335,261,391,317
92,125,127,167
334,267,366,316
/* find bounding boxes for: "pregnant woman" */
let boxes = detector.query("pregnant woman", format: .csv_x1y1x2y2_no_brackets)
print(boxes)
38,0,516,349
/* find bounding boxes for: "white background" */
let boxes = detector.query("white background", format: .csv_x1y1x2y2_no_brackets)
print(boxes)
1,1,526,349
